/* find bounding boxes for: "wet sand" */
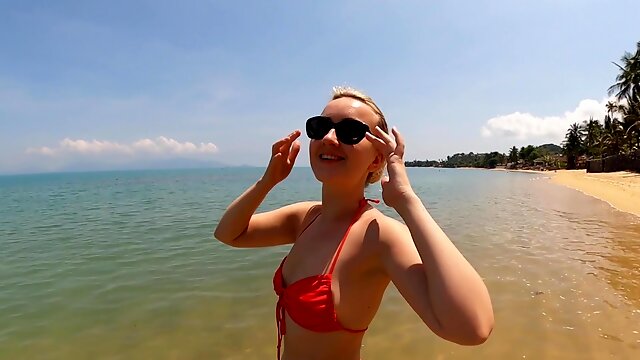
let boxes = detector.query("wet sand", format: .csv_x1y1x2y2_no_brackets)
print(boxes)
551,170,640,218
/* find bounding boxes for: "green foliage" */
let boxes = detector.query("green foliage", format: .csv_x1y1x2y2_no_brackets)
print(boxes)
536,144,563,155
563,123,582,169
559,41,640,169
519,145,536,162
582,118,604,157
407,42,640,171
406,149,530,169
404,160,440,167
608,41,640,102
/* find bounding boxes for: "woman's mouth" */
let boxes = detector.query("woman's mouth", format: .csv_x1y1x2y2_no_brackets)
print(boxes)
319,154,345,161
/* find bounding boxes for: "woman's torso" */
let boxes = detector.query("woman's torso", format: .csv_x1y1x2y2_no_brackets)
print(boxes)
278,204,392,359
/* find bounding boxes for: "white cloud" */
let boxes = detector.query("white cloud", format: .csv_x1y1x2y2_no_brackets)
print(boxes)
481,98,612,141
26,137,218,157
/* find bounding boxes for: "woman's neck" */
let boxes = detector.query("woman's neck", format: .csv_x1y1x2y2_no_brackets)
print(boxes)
320,183,365,220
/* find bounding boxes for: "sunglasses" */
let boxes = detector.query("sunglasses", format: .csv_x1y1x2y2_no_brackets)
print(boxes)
305,116,371,145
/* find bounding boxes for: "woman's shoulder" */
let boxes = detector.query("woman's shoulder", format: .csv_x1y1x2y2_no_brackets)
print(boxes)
281,200,322,224
260,201,321,227
364,207,411,242
280,200,322,213
365,205,405,225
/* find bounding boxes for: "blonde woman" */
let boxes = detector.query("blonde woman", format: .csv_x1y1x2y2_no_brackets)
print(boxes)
215,87,494,359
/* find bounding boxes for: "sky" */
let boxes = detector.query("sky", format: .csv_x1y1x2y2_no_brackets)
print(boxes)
1,0,639,175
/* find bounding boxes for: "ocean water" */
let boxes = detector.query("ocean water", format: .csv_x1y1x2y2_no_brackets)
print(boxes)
1,167,639,359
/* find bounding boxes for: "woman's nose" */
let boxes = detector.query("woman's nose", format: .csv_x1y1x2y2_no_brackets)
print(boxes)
322,128,339,145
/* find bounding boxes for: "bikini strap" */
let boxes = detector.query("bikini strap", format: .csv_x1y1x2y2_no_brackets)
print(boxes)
298,206,321,238
327,198,377,274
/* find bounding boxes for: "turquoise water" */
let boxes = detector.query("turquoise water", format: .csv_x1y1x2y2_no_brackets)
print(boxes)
1,168,639,359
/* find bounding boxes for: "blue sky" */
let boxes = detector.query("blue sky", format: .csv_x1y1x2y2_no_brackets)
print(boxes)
1,0,639,174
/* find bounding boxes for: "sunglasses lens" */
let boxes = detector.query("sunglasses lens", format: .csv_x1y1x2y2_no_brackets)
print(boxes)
306,116,331,140
336,119,369,145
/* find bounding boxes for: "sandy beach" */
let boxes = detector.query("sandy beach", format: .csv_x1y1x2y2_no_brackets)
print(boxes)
551,169,640,218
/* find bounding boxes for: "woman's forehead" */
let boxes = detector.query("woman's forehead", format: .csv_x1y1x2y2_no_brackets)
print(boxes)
321,97,378,123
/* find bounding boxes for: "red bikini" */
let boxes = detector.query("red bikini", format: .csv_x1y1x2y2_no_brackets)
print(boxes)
272,199,375,360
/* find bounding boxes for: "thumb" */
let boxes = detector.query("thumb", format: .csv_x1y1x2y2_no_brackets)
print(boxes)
381,175,390,187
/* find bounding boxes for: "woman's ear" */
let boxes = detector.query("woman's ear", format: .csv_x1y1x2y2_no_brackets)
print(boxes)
368,151,385,172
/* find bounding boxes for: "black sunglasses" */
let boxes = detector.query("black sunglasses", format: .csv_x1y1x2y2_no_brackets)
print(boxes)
305,116,371,145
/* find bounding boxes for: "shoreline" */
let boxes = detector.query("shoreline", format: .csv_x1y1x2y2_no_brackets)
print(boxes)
449,167,548,174
549,170,640,218
490,168,547,174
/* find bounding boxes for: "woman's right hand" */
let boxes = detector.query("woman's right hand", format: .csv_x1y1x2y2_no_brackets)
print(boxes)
215,129,307,248
262,130,302,186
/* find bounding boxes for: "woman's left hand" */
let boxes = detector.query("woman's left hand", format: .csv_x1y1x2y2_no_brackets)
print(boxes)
366,126,416,209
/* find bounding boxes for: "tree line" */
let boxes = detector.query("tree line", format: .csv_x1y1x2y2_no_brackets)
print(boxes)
562,41,640,169
405,144,562,169
406,41,640,172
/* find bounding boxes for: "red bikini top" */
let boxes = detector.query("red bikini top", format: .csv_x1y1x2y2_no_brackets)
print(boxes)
272,199,377,360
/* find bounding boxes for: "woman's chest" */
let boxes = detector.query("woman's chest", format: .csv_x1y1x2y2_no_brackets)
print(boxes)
283,224,380,286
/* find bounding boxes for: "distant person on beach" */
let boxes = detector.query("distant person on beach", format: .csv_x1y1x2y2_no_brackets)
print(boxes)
214,87,494,359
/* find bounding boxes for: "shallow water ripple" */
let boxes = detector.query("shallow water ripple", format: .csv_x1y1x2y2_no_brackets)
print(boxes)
1,168,639,359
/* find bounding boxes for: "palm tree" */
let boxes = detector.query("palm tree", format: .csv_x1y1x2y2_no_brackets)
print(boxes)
581,118,603,157
606,101,618,117
614,100,640,153
602,115,624,156
608,41,640,102
541,154,558,169
508,146,518,164
608,42,640,157
623,98,640,153
563,123,583,169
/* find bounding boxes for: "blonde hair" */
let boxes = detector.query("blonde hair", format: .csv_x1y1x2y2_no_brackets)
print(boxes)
331,86,389,185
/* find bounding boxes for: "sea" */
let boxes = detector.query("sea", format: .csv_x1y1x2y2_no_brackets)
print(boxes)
1,167,639,359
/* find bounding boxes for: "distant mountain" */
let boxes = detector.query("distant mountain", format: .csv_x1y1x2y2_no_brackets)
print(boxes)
57,158,229,173
536,144,563,155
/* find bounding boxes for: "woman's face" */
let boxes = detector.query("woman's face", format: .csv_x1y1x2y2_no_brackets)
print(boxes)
308,97,384,186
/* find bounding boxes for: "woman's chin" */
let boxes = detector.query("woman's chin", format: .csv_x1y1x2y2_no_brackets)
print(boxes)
311,167,366,188
312,168,345,184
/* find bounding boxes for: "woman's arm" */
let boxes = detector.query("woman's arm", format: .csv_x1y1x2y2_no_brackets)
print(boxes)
379,198,494,345
214,130,312,248
366,127,494,345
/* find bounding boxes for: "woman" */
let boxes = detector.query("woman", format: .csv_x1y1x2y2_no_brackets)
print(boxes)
214,87,494,359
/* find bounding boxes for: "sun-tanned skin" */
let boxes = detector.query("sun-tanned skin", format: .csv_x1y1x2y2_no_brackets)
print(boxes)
214,96,494,359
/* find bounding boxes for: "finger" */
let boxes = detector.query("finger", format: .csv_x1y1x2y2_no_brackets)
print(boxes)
272,138,287,154
381,175,390,186
391,127,405,157
288,140,301,164
373,127,397,155
372,126,395,146
282,130,303,158
273,130,301,154
289,130,301,141
365,132,388,152
371,127,398,158
279,142,291,160
282,130,301,145
272,136,292,154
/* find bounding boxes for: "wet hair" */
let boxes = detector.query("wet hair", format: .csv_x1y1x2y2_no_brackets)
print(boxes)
331,86,389,184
